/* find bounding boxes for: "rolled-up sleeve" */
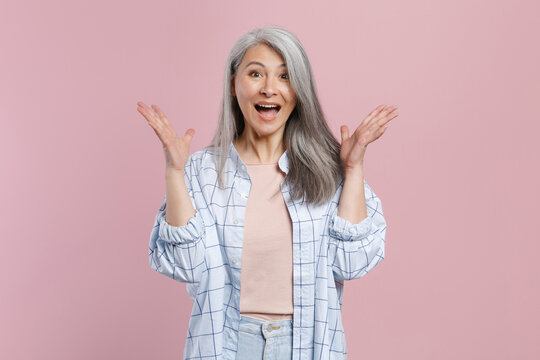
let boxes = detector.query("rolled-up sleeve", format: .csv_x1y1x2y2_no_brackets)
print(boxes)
156,206,206,245
148,155,206,284
328,180,386,281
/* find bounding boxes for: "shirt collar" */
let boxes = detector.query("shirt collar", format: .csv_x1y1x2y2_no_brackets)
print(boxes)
229,141,289,175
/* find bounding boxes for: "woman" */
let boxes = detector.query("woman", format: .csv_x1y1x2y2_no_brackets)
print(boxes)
137,26,397,360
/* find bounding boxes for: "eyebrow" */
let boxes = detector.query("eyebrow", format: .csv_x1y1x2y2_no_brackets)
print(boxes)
245,61,287,69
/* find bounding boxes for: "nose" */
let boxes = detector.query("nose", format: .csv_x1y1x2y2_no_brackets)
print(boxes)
260,76,277,97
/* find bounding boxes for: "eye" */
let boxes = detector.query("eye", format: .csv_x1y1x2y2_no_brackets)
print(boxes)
249,71,261,77
281,73,289,80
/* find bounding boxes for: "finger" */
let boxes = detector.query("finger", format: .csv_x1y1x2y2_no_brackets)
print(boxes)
364,104,388,127
340,125,349,143
137,102,160,120
151,104,164,118
141,103,160,122
151,125,167,144
378,105,398,119
138,101,156,115
376,111,399,128
145,118,167,145
137,106,168,143
184,128,195,144
368,104,386,118
137,106,158,124
369,107,398,131
372,104,399,120
377,124,389,137
151,104,170,124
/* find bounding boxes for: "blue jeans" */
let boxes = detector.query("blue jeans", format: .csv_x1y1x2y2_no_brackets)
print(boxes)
236,314,293,360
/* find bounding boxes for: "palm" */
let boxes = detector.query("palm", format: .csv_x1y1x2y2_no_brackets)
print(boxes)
165,134,192,171
136,102,195,171
340,104,398,171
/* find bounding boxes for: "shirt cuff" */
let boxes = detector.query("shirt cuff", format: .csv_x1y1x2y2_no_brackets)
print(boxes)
157,210,206,245
328,207,373,241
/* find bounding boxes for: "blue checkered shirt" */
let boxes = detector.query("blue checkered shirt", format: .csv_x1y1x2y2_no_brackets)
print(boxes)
149,142,386,359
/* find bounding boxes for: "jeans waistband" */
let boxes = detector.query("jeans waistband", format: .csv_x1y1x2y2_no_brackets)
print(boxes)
239,315,293,339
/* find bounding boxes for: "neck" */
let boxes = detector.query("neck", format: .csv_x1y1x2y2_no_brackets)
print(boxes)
233,131,285,164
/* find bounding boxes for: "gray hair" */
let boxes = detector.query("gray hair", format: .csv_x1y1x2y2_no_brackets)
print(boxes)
208,26,343,206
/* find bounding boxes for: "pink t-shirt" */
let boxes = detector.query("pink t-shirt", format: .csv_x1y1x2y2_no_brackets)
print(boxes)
239,162,294,321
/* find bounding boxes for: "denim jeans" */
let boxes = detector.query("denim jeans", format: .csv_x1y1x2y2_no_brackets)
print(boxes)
236,314,293,360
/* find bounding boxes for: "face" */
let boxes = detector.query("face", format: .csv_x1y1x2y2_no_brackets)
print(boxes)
231,43,297,140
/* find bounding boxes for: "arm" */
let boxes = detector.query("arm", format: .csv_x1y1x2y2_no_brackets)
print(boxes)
165,166,196,226
148,154,206,283
338,168,368,224
328,175,386,281
330,104,396,280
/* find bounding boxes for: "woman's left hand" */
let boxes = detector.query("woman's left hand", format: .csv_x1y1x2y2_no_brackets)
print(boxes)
340,104,399,173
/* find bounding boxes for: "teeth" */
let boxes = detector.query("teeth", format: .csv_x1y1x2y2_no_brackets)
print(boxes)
257,104,278,108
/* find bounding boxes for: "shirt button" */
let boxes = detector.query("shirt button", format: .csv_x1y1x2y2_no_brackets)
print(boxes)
241,165,245,170
267,324,274,332
240,193,247,198
233,219,238,224
232,258,237,264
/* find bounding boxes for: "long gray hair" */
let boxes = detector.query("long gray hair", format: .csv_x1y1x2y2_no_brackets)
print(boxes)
208,26,343,206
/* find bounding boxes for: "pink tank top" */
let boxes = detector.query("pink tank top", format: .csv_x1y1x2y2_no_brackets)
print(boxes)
239,162,294,320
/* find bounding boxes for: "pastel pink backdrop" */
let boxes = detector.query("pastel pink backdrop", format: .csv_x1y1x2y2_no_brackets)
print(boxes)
1,0,538,359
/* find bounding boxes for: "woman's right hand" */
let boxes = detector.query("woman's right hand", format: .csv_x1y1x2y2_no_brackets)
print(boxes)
137,101,195,172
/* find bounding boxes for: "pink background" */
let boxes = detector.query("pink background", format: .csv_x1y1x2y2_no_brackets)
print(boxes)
1,0,538,359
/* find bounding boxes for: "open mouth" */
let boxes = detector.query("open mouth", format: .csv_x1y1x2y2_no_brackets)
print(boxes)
254,104,281,117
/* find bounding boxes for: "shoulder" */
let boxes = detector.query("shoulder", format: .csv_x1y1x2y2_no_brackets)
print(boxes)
184,146,226,185
186,146,220,169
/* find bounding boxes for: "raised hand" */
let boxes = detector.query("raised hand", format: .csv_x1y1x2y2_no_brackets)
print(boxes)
137,101,195,172
340,104,398,173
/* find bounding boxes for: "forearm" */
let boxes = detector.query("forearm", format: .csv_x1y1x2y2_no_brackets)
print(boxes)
165,168,196,227
337,168,367,224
